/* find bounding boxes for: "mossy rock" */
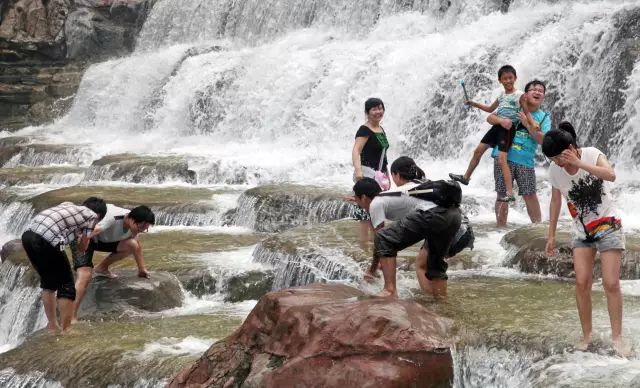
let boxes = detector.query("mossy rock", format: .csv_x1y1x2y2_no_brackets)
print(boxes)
502,224,640,279
0,166,85,185
0,314,242,387
27,185,218,213
231,184,355,232
78,270,184,318
224,270,275,303
86,154,196,184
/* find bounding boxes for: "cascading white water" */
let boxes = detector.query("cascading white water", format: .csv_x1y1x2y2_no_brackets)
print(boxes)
31,0,639,192
1,0,640,384
0,262,46,353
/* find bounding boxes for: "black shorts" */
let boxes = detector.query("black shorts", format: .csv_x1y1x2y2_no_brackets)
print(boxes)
72,240,120,270
21,230,76,300
374,207,462,280
480,123,517,152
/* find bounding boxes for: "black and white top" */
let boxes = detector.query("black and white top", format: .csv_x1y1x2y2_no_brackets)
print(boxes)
26,202,99,247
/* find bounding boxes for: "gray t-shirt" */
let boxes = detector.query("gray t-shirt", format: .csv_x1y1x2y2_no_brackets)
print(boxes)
96,204,132,243
369,182,438,229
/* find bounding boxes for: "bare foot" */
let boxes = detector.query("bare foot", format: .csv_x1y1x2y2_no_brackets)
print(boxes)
59,328,72,336
612,338,632,357
375,289,398,299
71,317,79,325
363,269,378,282
574,338,590,352
94,269,118,279
47,324,60,334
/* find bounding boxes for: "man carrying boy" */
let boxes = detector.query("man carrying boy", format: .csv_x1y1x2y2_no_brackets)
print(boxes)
21,197,107,334
489,80,551,226
71,204,155,323
450,64,529,202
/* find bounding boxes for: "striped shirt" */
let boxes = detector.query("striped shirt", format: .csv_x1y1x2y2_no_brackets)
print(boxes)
27,202,99,247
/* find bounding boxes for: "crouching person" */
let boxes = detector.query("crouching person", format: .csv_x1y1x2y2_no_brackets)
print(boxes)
71,204,155,323
21,197,107,335
353,156,464,300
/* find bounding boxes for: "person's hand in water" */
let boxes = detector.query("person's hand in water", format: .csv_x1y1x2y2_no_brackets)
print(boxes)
545,237,555,257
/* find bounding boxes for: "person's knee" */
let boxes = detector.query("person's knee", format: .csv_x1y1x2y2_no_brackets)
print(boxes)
575,276,592,292
602,278,621,294
374,235,396,259
472,146,485,159
120,238,140,254
76,267,93,284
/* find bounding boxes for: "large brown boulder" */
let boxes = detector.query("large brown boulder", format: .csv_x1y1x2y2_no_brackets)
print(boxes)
168,283,453,388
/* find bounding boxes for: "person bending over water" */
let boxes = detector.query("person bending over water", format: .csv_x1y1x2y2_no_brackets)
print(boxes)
543,123,630,356
70,204,155,323
353,157,463,300
21,197,106,334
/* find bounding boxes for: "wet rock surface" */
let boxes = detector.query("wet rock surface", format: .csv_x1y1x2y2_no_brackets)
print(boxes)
229,184,355,232
503,224,640,279
86,153,197,184
0,165,84,185
169,283,454,388
224,270,274,303
0,313,242,387
78,269,184,318
27,185,222,225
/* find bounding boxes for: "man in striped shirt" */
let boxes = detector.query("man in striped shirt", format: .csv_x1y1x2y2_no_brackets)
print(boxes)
21,197,107,335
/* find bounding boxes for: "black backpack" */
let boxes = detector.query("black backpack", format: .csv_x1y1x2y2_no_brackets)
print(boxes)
379,179,462,208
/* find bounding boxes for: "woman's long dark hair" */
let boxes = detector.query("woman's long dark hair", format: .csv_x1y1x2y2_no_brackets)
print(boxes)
390,156,425,181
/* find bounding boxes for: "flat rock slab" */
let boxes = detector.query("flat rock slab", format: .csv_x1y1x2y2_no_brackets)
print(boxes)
503,224,640,279
169,283,454,387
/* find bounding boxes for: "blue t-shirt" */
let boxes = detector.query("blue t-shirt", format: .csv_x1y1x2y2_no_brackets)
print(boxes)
491,110,551,168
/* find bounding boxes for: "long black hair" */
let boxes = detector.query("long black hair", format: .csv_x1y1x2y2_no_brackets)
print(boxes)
390,156,425,181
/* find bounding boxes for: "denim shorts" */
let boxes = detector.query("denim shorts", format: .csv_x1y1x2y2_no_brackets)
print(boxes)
571,229,626,251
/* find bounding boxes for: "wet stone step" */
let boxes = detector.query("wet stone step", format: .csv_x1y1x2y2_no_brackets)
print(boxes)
27,185,233,226
502,224,640,279
254,218,483,290
228,183,357,232
0,140,94,168
0,166,85,186
0,313,242,387
85,153,197,184
1,230,271,301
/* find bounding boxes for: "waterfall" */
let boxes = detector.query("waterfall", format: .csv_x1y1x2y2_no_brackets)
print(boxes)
0,262,46,352
25,0,637,188
252,244,361,289
136,0,501,49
